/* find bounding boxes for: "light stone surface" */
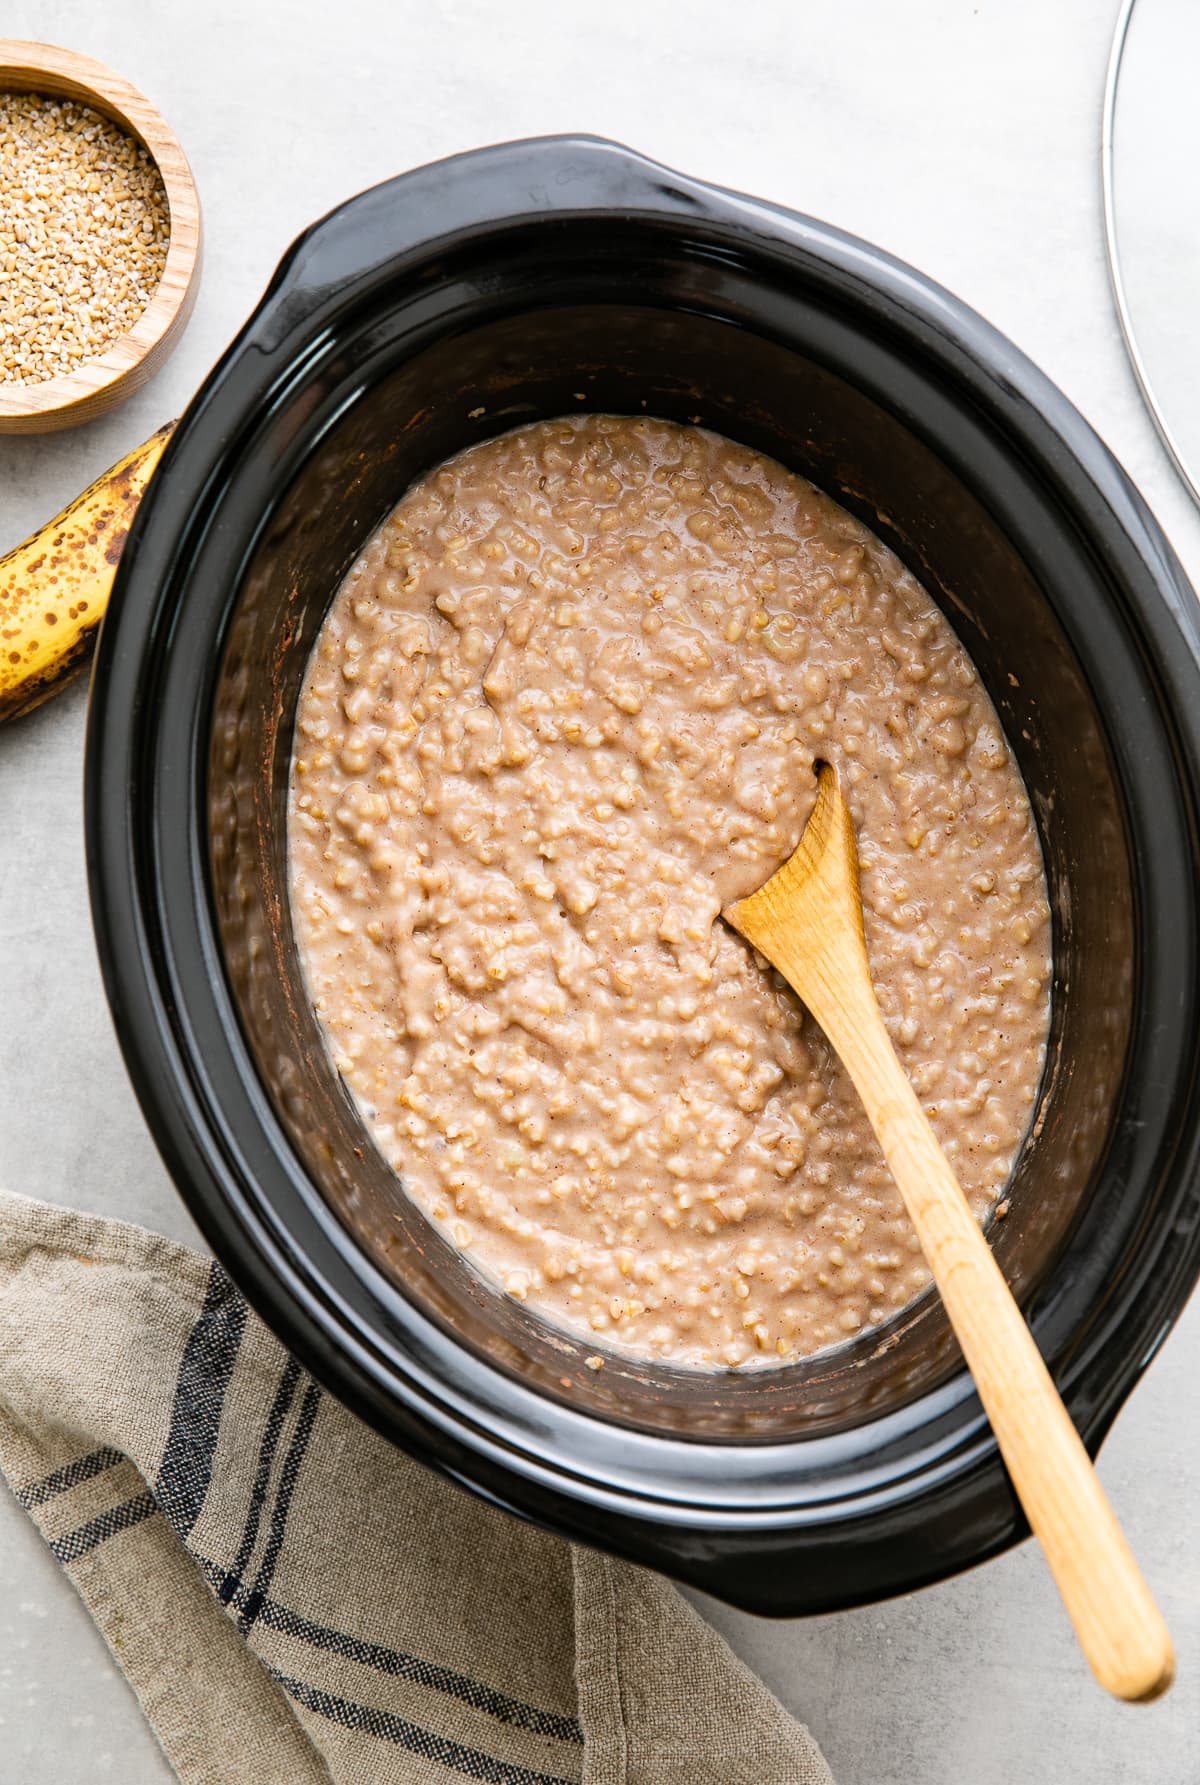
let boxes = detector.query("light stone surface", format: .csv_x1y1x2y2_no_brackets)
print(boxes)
1,1,1196,1781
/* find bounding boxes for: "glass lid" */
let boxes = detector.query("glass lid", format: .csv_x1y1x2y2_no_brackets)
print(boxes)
1104,0,1200,508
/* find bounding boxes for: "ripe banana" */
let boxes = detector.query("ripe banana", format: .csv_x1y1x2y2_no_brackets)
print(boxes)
0,421,175,724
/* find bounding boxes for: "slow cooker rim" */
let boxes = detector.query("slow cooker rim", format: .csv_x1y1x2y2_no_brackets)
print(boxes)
84,136,1200,1614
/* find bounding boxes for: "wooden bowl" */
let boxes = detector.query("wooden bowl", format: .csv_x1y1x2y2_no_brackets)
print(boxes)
0,41,201,434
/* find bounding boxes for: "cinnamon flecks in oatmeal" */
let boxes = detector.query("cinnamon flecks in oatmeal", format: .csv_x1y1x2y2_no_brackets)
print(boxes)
289,416,1050,1368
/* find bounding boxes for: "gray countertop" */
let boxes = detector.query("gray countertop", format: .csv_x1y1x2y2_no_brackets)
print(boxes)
2,2,1197,1780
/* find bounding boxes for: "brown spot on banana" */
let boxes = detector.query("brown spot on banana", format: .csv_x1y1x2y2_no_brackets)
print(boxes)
0,421,175,725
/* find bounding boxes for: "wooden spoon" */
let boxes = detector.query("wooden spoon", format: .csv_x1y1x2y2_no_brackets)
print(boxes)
724,761,1174,1703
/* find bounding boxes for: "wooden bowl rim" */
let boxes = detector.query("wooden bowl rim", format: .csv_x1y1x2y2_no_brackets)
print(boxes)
0,39,201,425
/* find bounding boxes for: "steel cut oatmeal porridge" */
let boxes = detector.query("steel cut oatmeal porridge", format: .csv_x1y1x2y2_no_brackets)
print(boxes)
289,416,1051,1368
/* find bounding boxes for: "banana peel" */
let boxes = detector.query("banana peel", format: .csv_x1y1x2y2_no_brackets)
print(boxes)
0,421,175,724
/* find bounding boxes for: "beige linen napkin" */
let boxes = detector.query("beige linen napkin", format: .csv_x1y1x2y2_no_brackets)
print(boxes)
0,1190,832,1785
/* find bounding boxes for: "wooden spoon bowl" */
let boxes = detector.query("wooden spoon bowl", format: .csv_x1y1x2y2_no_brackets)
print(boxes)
0,40,201,434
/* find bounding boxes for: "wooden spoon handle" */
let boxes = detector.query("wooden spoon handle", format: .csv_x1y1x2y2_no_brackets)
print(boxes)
822,988,1174,1703
727,763,1172,1696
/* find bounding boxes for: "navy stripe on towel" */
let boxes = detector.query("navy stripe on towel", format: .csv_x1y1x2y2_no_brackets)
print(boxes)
50,1492,157,1565
196,1557,581,1747
155,1260,247,1539
16,1446,124,1510
239,1380,321,1634
217,1355,302,1606
258,1598,583,1743
271,1671,580,1785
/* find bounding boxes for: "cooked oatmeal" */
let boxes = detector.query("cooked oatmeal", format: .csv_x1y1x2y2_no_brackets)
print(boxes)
289,415,1051,1368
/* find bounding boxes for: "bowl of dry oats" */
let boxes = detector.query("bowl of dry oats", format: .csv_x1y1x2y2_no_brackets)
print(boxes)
0,39,200,433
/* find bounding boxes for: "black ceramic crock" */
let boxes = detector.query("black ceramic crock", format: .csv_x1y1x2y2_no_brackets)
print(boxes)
85,137,1200,1616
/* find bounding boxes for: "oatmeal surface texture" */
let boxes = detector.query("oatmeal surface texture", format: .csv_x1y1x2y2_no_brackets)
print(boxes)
289,415,1051,1368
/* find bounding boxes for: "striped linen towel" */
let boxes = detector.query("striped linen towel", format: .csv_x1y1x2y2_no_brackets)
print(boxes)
0,1191,832,1785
